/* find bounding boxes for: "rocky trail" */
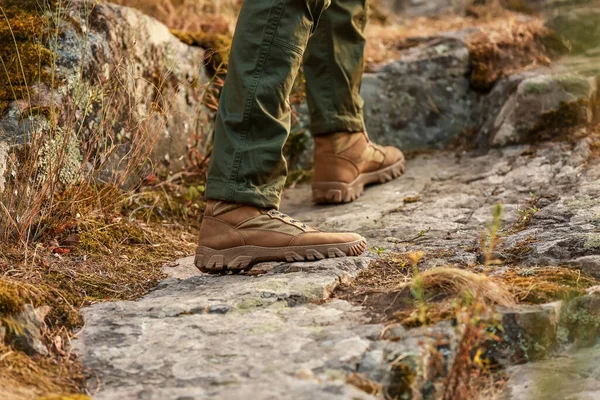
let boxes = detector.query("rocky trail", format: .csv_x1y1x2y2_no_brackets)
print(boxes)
3,1,600,398
75,139,600,399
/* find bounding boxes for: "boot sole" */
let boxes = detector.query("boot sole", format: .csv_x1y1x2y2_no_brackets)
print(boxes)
312,157,406,204
195,238,367,275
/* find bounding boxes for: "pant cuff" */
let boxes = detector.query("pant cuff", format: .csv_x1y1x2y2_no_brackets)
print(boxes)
310,113,366,136
205,178,282,209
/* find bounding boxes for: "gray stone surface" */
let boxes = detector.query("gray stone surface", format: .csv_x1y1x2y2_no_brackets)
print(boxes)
77,136,600,399
77,258,383,399
503,346,600,400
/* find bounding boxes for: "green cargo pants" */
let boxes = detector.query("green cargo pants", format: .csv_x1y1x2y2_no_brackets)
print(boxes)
205,0,368,209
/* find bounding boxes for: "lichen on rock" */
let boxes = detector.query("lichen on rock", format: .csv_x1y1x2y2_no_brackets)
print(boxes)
37,128,83,185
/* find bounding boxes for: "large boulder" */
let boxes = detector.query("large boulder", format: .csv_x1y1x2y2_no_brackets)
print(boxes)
487,73,598,147
362,37,474,151
491,302,563,364
0,0,208,187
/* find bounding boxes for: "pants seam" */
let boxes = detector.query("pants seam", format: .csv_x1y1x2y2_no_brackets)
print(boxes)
272,37,304,56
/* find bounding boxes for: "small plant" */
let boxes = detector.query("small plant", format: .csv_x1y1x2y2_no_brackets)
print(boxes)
480,204,503,268
514,205,540,230
441,296,503,400
371,245,386,256
408,251,428,325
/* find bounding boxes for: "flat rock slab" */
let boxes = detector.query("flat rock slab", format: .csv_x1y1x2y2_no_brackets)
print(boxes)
76,258,379,399
77,139,600,399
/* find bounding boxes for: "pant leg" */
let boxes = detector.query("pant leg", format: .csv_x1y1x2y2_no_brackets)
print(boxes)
205,0,331,209
304,0,368,135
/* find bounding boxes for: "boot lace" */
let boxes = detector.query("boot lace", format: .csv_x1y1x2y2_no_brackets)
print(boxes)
267,210,308,229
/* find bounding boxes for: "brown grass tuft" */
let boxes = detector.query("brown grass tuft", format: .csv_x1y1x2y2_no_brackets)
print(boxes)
419,267,516,307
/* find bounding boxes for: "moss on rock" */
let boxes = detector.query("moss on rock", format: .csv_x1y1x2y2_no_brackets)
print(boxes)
171,29,231,76
0,1,56,109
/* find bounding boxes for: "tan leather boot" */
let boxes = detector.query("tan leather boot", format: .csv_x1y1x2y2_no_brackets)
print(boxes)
312,132,405,204
195,200,367,274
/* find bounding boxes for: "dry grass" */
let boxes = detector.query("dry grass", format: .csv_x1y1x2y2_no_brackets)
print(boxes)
500,266,599,303
0,1,208,397
365,7,519,66
419,267,515,307
345,372,382,396
0,342,87,400
467,18,559,90
364,7,561,89
335,253,515,327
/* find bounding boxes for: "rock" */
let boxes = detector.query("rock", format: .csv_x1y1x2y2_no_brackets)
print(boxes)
474,70,538,150
8,304,51,357
503,345,600,400
362,37,474,151
0,1,208,188
546,7,600,53
381,324,408,341
162,256,200,280
74,258,379,399
489,73,598,147
360,31,599,153
563,293,600,346
491,302,563,364
568,255,600,278
378,321,457,400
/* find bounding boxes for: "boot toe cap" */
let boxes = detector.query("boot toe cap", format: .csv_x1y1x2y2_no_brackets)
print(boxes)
383,146,405,166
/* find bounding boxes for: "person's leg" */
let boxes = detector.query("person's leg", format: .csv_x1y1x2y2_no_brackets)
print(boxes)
304,0,406,204
304,0,367,135
205,0,330,210
197,0,367,274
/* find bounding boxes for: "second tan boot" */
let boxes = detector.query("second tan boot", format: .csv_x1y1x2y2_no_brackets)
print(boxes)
312,132,406,204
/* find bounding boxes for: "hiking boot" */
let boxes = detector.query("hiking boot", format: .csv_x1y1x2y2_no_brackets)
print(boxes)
312,132,406,204
195,200,367,274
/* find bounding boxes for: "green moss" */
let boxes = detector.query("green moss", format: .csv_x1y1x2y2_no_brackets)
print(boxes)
0,279,39,316
79,222,147,254
171,30,232,76
0,1,56,107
